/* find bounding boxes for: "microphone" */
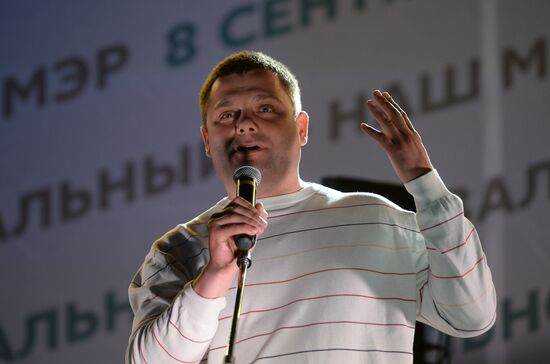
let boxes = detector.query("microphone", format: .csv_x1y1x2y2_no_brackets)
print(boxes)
232,166,262,251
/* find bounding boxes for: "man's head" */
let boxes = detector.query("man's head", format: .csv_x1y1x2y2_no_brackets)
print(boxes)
199,51,302,127
199,51,309,198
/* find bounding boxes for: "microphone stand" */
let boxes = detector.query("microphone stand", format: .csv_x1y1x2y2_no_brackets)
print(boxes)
223,249,253,364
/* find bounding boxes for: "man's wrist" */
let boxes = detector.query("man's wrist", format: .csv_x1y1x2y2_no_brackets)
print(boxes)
192,263,237,299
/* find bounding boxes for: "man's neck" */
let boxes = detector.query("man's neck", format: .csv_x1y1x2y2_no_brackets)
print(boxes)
226,177,305,199
257,179,306,199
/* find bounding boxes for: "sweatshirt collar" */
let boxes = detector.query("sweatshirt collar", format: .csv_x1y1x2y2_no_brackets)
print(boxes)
215,182,319,212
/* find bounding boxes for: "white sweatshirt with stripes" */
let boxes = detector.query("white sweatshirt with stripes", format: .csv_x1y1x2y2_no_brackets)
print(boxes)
126,170,496,364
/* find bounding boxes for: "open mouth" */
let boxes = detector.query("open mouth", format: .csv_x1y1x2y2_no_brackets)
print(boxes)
236,145,261,152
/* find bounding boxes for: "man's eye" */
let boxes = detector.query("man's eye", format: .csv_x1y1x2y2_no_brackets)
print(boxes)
259,105,273,113
220,111,235,120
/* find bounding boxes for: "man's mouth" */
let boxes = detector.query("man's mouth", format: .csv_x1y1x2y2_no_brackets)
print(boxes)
236,145,261,153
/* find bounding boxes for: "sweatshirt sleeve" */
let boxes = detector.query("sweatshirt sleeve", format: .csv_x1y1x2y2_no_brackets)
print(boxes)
405,170,497,337
125,228,226,364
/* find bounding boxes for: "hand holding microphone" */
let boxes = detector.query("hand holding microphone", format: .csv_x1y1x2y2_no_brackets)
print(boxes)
195,166,266,298
205,166,265,270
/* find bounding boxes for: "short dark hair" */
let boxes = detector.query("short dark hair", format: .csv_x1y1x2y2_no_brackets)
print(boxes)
199,51,301,127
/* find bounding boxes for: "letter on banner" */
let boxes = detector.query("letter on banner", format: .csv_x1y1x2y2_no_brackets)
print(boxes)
180,145,190,185
329,92,366,140
503,37,546,88
503,290,539,339
518,160,550,208
144,156,176,196
17,309,58,359
96,44,129,89
421,60,479,112
220,3,257,47
105,291,132,332
0,326,14,362
0,215,7,241
54,57,88,102
300,0,337,26
3,68,46,118
12,189,52,236
66,303,99,343
264,0,293,38
478,177,514,221
60,181,93,221
98,162,135,210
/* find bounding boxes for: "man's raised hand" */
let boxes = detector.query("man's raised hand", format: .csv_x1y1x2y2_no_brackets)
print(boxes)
360,90,433,183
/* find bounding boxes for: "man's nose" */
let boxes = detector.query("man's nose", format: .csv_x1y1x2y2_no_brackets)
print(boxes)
235,113,257,135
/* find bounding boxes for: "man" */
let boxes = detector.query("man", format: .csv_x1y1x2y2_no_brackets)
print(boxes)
126,51,496,364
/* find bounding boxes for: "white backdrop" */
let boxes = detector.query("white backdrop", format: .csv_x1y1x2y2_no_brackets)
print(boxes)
1,1,549,363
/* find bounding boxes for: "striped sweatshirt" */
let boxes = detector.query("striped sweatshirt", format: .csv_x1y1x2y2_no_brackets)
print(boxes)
126,170,496,364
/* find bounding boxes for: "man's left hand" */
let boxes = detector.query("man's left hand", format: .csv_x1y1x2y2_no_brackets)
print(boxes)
360,90,433,183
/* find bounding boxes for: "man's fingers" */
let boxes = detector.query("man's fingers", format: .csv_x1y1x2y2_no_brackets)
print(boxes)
209,216,267,245
360,122,385,145
255,202,269,221
232,196,255,208
209,199,268,240
380,91,414,133
212,222,264,239
366,99,394,135
226,197,263,217
372,91,409,134
211,208,265,230
231,204,262,221
373,90,399,121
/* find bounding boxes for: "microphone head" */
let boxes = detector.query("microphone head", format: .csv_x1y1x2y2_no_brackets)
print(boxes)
233,165,262,185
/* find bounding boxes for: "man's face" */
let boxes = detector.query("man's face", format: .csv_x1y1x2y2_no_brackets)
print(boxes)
201,70,308,196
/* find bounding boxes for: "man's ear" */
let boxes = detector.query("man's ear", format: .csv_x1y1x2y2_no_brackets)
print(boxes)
200,126,211,157
296,111,309,146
